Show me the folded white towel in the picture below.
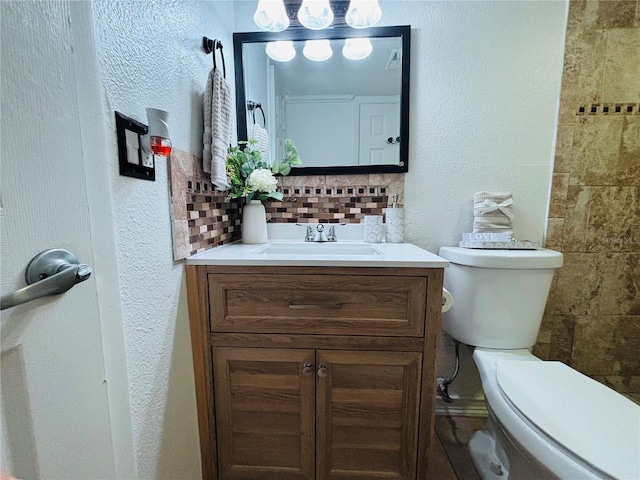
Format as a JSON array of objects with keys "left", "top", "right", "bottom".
[
  {"left": 472, "top": 191, "right": 513, "bottom": 234},
  {"left": 203, "top": 68, "right": 232, "bottom": 190},
  {"left": 251, "top": 122, "right": 270, "bottom": 164}
]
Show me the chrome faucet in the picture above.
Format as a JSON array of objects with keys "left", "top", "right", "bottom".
[
  {"left": 298, "top": 224, "right": 337, "bottom": 242},
  {"left": 313, "top": 224, "right": 330, "bottom": 242}
]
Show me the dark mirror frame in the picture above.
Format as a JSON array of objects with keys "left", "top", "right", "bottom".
[{"left": 233, "top": 25, "right": 411, "bottom": 176}]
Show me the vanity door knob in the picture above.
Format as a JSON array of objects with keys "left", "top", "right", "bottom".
[
  {"left": 301, "top": 363, "right": 314, "bottom": 377},
  {"left": 317, "top": 364, "right": 328, "bottom": 378}
]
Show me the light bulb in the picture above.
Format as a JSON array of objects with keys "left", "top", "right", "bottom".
[
  {"left": 345, "top": 0, "right": 382, "bottom": 29},
  {"left": 342, "top": 37, "right": 373, "bottom": 60},
  {"left": 297, "top": 0, "right": 334, "bottom": 30},
  {"left": 303, "top": 39, "right": 333, "bottom": 62},
  {"left": 265, "top": 41, "right": 296, "bottom": 62},
  {"left": 253, "top": 0, "right": 290, "bottom": 32}
]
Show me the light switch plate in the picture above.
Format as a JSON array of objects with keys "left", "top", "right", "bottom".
[{"left": 115, "top": 111, "right": 155, "bottom": 181}]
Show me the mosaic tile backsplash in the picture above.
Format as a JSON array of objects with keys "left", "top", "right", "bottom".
[
  {"left": 266, "top": 188, "right": 388, "bottom": 224},
  {"left": 169, "top": 149, "right": 241, "bottom": 260},
  {"left": 168, "top": 149, "right": 404, "bottom": 260}
]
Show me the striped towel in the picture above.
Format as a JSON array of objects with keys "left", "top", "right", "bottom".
[
  {"left": 472, "top": 191, "right": 513, "bottom": 235},
  {"left": 251, "top": 122, "right": 270, "bottom": 164},
  {"left": 203, "top": 68, "right": 232, "bottom": 190}
]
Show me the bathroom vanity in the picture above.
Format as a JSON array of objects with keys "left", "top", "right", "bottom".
[{"left": 186, "top": 241, "right": 447, "bottom": 479}]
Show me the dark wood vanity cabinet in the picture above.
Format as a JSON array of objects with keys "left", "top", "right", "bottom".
[{"left": 187, "top": 265, "right": 444, "bottom": 480}]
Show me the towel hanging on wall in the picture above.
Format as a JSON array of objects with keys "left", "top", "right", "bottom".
[
  {"left": 202, "top": 38, "right": 232, "bottom": 190},
  {"left": 247, "top": 101, "right": 269, "bottom": 163},
  {"left": 251, "top": 123, "right": 270, "bottom": 164}
]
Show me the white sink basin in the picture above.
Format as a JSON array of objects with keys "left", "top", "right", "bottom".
[
  {"left": 256, "top": 243, "right": 382, "bottom": 256},
  {"left": 186, "top": 224, "right": 450, "bottom": 268}
]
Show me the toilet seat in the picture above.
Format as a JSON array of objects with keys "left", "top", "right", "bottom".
[{"left": 496, "top": 361, "right": 640, "bottom": 480}]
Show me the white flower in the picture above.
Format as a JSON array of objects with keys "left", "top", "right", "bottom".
[{"left": 247, "top": 168, "right": 278, "bottom": 193}]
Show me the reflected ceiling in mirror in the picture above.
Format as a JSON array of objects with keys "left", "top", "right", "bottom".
[{"left": 233, "top": 26, "right": 411, "bottom": 176}]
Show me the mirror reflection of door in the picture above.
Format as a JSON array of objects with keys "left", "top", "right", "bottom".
[{"left": 359, "top": 101, "right": 400, "bottom": 166}]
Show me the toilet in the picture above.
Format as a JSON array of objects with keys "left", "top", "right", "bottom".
[{"left": 438, "top": 246, "right": 640, "bottom": 480}]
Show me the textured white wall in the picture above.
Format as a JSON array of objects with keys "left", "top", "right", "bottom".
[
  {"left": 378, "top": 0, "right": 568, "bottom": 251},
  {"left": 92, "top": 1, "right": 235, "bottom": 478}
]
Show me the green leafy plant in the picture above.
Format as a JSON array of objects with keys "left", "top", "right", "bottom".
[
  {"left": 271, "top": 139, "right": 302, "bottom": 176},
  {"left": 226, "top": 139, "right": 301, "bottom": 202}
]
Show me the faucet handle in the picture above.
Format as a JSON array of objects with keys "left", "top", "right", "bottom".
[
  {"left": 295, "top": 223, "right": 314, "bottom": 241},
  {"left": 327, "top": 223, "right": 347, "bottom": 241}
]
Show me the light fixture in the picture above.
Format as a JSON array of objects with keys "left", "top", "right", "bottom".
[
  {"left": 303, "top": 39, "right": 333, "bottom": 61},
  {"left": 265, "top": 41, "right": 296, "bottom": 62},
  {"left": 253, "top": 0, "right": 290, "bottom": 32},
  {"left": 297, "top": 0, "right": 334, "bottom": 30},
  {"left": 345, "top": 0, "right": 382, "bottom": 29},
  {"left": 342, "top": 37, "right": 373, "bottom": 60},
  {"left": 141, "top": 108, "right": 172, "bottom": 159}
]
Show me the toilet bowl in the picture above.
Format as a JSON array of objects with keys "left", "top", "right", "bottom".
[
  {"left": 471, "top": 348, "right": 639, "bottom": 480},
  {"left": 438, "top": 247, "right": 640, "bottom": 480}
]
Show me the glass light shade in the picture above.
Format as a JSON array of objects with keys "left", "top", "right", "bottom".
[
  {"left": 297, "top": 0, "right": 334, "bottom": 30},
  {"left": 303, "top": 39, "right": 333, "bottom": 61},
  {"left": 342, "top": 37, "right": 373, "bottom": 60},
  {"left": 253, "top": 0, "right": 290, "bottom": 32},
  {"left": 345, "top": 0, "right": 382, "bottom": 29},
  {"left": 265, "top": 41, "right": 296, "bottom": 62}
]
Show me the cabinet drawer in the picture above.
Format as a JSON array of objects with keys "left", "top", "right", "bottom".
[{"left": 208, "top": 274, "right": 426, "bottom": 337}]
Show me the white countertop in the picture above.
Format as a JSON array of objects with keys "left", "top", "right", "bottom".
[
  {"left": 187, "top": 223, "right": 448, "bottom": 268},
  {"left": 186, "top": 240, "right": 448, "bottom": 268}
]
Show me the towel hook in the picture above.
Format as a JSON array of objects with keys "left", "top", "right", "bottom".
[
  {"left": 202, "top": 36, "right": 226, "bottom": 78},
  {"left": 257, "top": 104, "right": 266, "bottom": 126},
  {"left": 247, "top": 100, "right": 266, "bottom": 127}
]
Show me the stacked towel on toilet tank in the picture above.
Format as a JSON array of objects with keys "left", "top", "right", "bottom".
[{"left": 472, "top": 191, "right": 514, "bottom": 236}]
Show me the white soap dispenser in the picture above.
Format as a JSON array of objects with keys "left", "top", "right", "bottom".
[{"left": 385, "top": 194, "right": 404, "bottom": 243}]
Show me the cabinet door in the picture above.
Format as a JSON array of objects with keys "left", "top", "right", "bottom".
[
  {"left": 213, "top": 348, "right": 315, "bottom": 480},
  {"left": 316, "top": 350, "right": 423, "bottom": 480}
]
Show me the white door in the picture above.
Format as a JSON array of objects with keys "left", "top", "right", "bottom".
[
  {"left": 358, "top": 103, "right": 401, "bottom": 166},
  {"left": 1, "top": 2, "right": 132, "bottom": 479}
]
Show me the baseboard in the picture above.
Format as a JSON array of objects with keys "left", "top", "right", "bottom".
[{"left": 435, "top": 396, "right": 488, "bottom": 417}]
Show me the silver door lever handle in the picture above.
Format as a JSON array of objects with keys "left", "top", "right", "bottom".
[{"left": 1, "top": 249, "right": 93, "bottom": 311}]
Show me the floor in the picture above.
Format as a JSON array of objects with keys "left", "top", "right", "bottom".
[{"left": 430, "top": 415, "right": 488, "bottom": 479}]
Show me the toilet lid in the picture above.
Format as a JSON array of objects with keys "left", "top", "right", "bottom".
[{"left": 496, "top": 361, "right": 640, "bottom": 480}]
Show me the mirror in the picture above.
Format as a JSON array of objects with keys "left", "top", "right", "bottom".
[{"left": 233, "top": 25, "right": 410, "bottom": 176}]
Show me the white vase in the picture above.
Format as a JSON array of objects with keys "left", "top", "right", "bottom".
[{"left": 242, "top": 200, "right": 268, "bottom": 244}]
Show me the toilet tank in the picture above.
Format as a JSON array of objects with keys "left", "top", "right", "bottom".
[{"left": 438, "top": 247, "right": 563, "bottom": 349}]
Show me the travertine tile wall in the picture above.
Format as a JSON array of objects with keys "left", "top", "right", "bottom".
[{"left": 536, "top": 0, "right": 640, "bottom": 403}]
